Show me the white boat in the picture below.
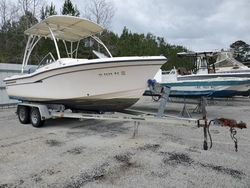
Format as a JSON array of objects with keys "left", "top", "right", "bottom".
[
  {"left": 176, "top": 51, "right": 250, "bottom": 81},
  {"left": 213, "top": 51, "right": 250, "bottom": 74},
  {"left": 4, "top": 16, "right": 166, "bottom": 111},
  {"left": 175, "top": 51, "right": 250, "bottom": 96}
]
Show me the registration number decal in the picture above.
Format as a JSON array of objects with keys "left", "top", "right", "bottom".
[{"left": 98, "top": 71, "right": 126, "bottom": 77}]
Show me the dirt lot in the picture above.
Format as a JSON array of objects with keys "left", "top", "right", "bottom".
[{"left": 0, "top": 98, "right": 250, "bottom": 187}]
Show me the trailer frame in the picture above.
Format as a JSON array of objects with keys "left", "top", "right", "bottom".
[{"left": 14, "top": 86, "right": 246, "bottom": 151}]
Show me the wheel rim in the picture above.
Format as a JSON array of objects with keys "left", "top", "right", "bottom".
[{"left": 31, "top": 110, "right": 38, "bottom": 124}]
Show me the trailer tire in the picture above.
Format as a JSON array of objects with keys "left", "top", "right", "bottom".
[
  {"left": 17, "top": 105, "right": 30, "bottom": 124},
  {"left": 30, "top": 107, "right": 44, "bottom": 127}
]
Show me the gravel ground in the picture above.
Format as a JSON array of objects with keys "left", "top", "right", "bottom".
[{"left": 0, "top": 97, "right": 249, "bottom": 188}]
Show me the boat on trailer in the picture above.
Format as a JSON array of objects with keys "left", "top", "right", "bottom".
[
  {"left": 153, "top": 51, "right": 250, "bottom": 98},
  {"left": 161, "top": 69, "right": 250, "bottom": 98},
  {"left": 4, "top": 15, "right": 166, "bottom": 112},
  {"left": 176, "top": 51, "right": 250, "bottom": 80}
]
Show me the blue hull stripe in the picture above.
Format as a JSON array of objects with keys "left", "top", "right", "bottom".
[
  {"left": 169, "top": 90, "right": 239, "bottom": 97},
  {"left": 144, "top": 89, "right": 250, "bottom": 98},
  {"left": 161, "top": 80, "right": 250, "bottom": 87}
]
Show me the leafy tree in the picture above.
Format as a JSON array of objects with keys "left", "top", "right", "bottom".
[
  {"left": 101, "top": 27, "right": 189, "bottom": 70},
  {"left": 0, "top": 11, "right": 38, "bottom": 63},
  {"left": 18, "top": 11, "right": 38, "bottom": 29},
  {"left": 230, "top": 40, "right": 249, "bottom": 49},
  {"left": 62, "top": 0, "right": 80, "bottom": 17},
  {"left": 230, "top": 40, "right": 250, "bottom": 62}
]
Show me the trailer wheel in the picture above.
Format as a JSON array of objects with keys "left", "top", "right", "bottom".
[
  {"left": 30, "top": 107, "right": 44, "bottom": 127},
  {"left": 17, "top": 105, "right": 30, "bottom": 124}
]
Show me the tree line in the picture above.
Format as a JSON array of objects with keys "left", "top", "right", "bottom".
[
  {"left": 230, "top": 40, "right": 250, "bottom": 63},
  {"left": 0, "top": 0, "right": 193, "bottom": 70},
  {"left": 4, "top": 0, "right": 249, "bottom": 71}
]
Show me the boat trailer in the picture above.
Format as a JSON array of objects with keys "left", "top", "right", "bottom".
[{"left": 16, "top": 81, "right": 247, "bottom": 152}]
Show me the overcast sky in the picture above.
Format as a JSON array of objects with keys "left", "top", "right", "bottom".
[{"left": 51, "top": 0, "right": 250, "bottom": 51}]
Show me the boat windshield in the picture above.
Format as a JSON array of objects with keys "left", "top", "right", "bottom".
[
  {"left": 37, "top": 52, "right": 56, "bottom": 69},
  {"left": 197, "top": 57, "right": 207, "bottom": 68}
]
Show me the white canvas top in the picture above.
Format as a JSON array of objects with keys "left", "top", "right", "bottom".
[
  {"left": 24, "top": 15, "right": 103, "bottom": 42},
  {"left": 177, "top": 51, "right": 214, "bottom": 57}
]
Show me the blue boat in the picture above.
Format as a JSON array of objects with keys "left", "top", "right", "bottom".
[{"left": 161, "top": 69, "right": 250, "bottom": 98}]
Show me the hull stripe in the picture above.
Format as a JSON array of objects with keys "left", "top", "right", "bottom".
[
  {"left": 6, "top": 63, "right": 162, "bottom": 86},
  {"left": 5, "top": 59, "right": 165, "bottom": 82}
]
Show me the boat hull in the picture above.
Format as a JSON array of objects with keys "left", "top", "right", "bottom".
[
  {"left": 161, "top": 79, "right": 250, "bottom": 98},
  {"left": 5, "top": 57, "right": 166, "bottom": 111}
]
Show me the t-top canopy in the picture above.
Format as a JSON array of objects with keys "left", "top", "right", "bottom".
[
  {"left": 177, "top": 51, "right": 215, "bottom": 57},
  {"left": 24, "top": 15, "right": 104, "bottom": 42}
]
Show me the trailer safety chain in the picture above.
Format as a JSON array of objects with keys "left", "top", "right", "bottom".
[
  {"left": 230, "top": 127, "right": 238, "bottom": 152},
  {"left": 199, "top": 119, "right": 215, "bottom": 150},
  {"left": 199, "top": 118, "right": 247, "bottom": 152},
  {"left": 207, "top": 120, "right": 213, "bottom": 149},
  {"left": 208, "top": 118, "right": 247, "bottom": 152}
]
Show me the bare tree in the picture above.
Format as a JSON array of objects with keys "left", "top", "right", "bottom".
[
  {"left": 32, "top": 0, "right": 39, "bottom": 16},
  {"left": 83, "top": 0, "right": 115, "bottom": 29},
  {"left": 18, "top": 0, "right": 44, "bottom": 17},
  {"left": 0, "top": 0, "right": 19, "bottom": 27},
  {"left": 18, "top": 0, "right": 31, "bottom": 14},
  {"left": 9, "top": 2, "right": 20, "bottom": 22},
  {"left": 0, "top": 0, "right": 8, "bottom": 26}
]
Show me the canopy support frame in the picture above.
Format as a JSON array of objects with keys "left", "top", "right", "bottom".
[
  {"left": 91, "top": 36, "right": 113, "bottom": 58},
  {"left": 47, "top": 24, "right": 61, "bottom": 60},
  {"left": 21, "top": 35, "right": 41, "bottom": 73}
]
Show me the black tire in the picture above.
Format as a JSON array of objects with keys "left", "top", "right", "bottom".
[
  {"left": 30, "top": 107, "right": 44, "bottom": 128},
  {"left": 17, "top": 105, "right": 30, "bottom": 124}
]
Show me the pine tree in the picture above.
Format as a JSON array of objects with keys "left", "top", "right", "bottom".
[
  {"left": 62, "top": 0, "right": 80, "bottom": 17},
  {"left": 40, "top": 3, "right": 57, "bottom": 20}
]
